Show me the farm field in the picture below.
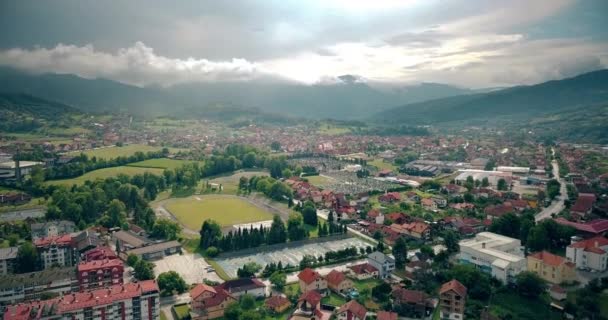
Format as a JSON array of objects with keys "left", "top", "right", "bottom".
[
  {"left": 66, "top": 144, "right": 163, "bottom": 160},
  {"left": 127, "top": 158, "right": 203, "bottom": 170},
  {"left": 45, "top": 166, "right": 164, "bottom": 186},
  {"left": 305, "top": 175, "right": 332, "bottom": 187},
  {"left": 164, "top": 195, "right": 274, "bottom": 229}
]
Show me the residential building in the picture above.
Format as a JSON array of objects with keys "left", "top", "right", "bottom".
[
  {"left": 77, "top": 258, "right": 124, "bottom": 290},
  {"left": 554, "top": 218, "right": 608, "bottom": 237},
  {"left": 265, "top": 295, "right": 291, "bottom": 314},
  {"left": 297, "top": 268, "right": 327, "bottom": 295},
  {"left": 0, "top": 267, "right": 77, "bottom": 306},
  {"left": 123, "top": 240, "right": 182, "bottom": 261},
  {"left": 34, "top": 234, "right": 78, "bottom": 270},
  {"left": 216, "top": 278, "right": 266, "bottom": 298},
  {"left": 0, "top": 247, "right": 18, "bottom": 275},
  {"left": 376, "top": 311, "right": 398, "bottom": 320},
  {"left": 566, "top": 236, "right": 608, "bottom": 271},
  {"left": 3, "top": 280, "right": 160, "bottom": 320},
  {"left": 527, "top": 251, "right": 576, "bottom": 284},
  {"left": 336, "top": 300, "right": 367, "bottom": 320},
  {"left": 30, "top": 221, "right": 76, "bottom": 240},
  {"left": 347, "top": 263, "right": 378, "bottom": 280},
  {"left": 439, "top": 279, "right": 467, "bottom": 320},
  {"left": 291, "top": 290, "right": 325, "bottom": 320},
  {"left": 391, "top": 288, "right": 433, "bottom": 318},
  {"left": 190, "top": 283, "right": 236, "bottom": 320},
  {"left": 367, "top": 252, "right": 395, "bottom": 279},
  {"left": 458, "top": 232, "right": 526, "bottom": 283},
  {"left": 325, "top": 270, "right": 353, "bottom": 294}
]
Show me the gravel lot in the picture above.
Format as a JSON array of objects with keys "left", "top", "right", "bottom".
[{"left": 154, "top": 252, "right": 222, "bottom": 284}]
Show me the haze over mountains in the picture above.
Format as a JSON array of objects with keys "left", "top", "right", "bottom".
[{"left": 0, "top": 67, "right": 607, "bottom": 126}]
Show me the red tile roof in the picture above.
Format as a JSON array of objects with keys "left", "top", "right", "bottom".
[
  {"left": 528, "top": 251, "right": 570, "bottom": 267},
  {"left": 190, "top": 283, "right": 216, "bottom": 299},
  {"left": 376, "top": 311, "right": 398, "bottom": 320},
  {"left": 190, "top": 284, "right": 232, "bottom": 309},
  {"left": 298, "top": 268, "right": 322, "bottom": 284},
  {"left": 349, "top": 263, "right": 378, "bottom": 275},
  {"left": 298, "top": 290, "right": 322, "bottom": 306},
  {"left": 265, "top": 295, "right": 290, "bottom": 309},
  {"left": 440, "top": 279, "right": 467, "bottom": 297},
  {"left": 569, "top": 236, "right": 608, "bottom": 254},
  {"left": 555, "top": 218, "right": 608, "bottom": 234},
  {"left": 392, "top": 288, "right": 430, "bottom": 305},
  {"left": 77, "top": 258, "right": 124, "bottom": 272},
  {"left": 325, "top": 270, "right": 347, "bottom": 287},
  {"left": 337, "top": 300, "right": 367, "bottom": 319},
  {"left": 571, "top": 194, "right": 596, "bottom": 213},
  {"left": 34, "top": 234, "right": 73, "bottom": 247}
]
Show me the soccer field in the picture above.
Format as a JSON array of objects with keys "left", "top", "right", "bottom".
[
  {"left": 164, "top": 195, "right": 274, "bottom": 229},
  {"left": 45, "top": 166, "right": 165, "bottom": 186}
]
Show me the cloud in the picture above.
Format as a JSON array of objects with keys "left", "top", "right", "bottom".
[{"left": 0, "top": 42, "right": 281, "bottom": 86}]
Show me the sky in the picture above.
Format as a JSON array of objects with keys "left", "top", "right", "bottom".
[{"left": 0, "top": 0, "right": 607, "bottom": 88}]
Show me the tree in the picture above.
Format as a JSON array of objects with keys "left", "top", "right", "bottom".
[
  {"left": 267, "top": 215, "right": 287, "bottom": 244},
  {"left": 481, "top": 177, "right": 490, "bottom": 187},
  {"left": 281, "top": 168, "right": 293, "bottom": 178},
  {"left": 497, "top": 178, "right": 508, "bottom": 191},
  {"left": 237, "top": 262, "right": 262, "bottom": 278},
  {"left": 393, "top": 237, "right": 408, "bottom": 269},
  {"left": 200, "top": 219, "right": 222, "bottom": 249},
  {"left": 16, "top": 241, "right": 38, "bottom": 273},
  {"left": 443, "top": 230, "right": 460, "bottom": 254},
  {"left": 100, "top": 199, "right": 128, "bottom": 229},
  {"left": 240, "top": 294, "right": 256, "bottom": 310},
  {"left": 151, "top": 219, "right": 181, "bottom": 240},
  {"left": 287, "top": 213, "right": 307, "bottom": 241},
  {"left": 546, "top": 179, "right": 561, "bottom": 200},
  {"left": 269, "top": 271, "right": 287, "bottom": 290},
  {"left": 301, "top": 202, "right": 318, "bottom": 226},
  {"left": 372, "top": 282, "right": 392, "bottom": 302},
  {"left": 134, "top": 259, "right": 155, "bottom": 280},
  {"left": 238, "top": 176, "right": 249, "bottom": 190},
  {"left": 270, "top": 141, "right": 281, "bottom": 151},
  {"left": 205, "top": 246, "right": 219, "bottom": 257},
  {"left": 515, "top": 271, "right": 546, "bottom": 298},
  {"left": 126, "top": 254, "right": 139, "bottom": 267},
  {"left": 224, "top": 302, "right": 241, "bottom": 320},
  {"left": 157, "top": 271, "right": 188, "bottom": 296}
]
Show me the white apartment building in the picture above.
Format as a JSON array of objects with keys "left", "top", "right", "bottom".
[
  {"left": 3, "top": 280, "right": 160, "bottom": 320},
  {"left": 368, "top": 251, "right": 395, "bottom": 279},
  {"left": 458, "top": 232, "right": 526, "bottom": 283},
  {"left": 566, "top": 236, "right": 608, "bottom": 272}
]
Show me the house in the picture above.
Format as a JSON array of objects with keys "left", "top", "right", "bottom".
[
  {"left": 439, "top": 279, "right": 467, "bottom": 320},
  {"left": 432, "top": 196, "right": 447, "bottom": 208},
  {"left": 291, "top": 290, "right": 326, "bottom": 320},
  {"left": 265, "top": 295, "right": 291, "bottom": 313},
  {"left": 336, "top": 300, "right": 367, "bottom": 320},
  {"left": 421, "top": 198, "right": 436, "bottom": 211},
  {"left": 385, "top": 212, "right": 409, "bottom": 224},
  {"left": 565, "top": 236, "right": 608, "bottom": 271},
  {"left": 391, "top": 288, "right": 433, "bottom": 318},
  {"left": 443, "top": 184, "right": 466, "bottom": 196},
  {"left": 379, "top": 192, "right": 401, "bottom": 204},
  {"left": 554, "top": 218, "right": 608, "bottom": 237},
  {"left": 484, "top": 203, "right": 514, "bottom": 220},
  {"left": 527, "top": 251, "right": 576, "bottom": 284},
  {"left": 325, "top": 270, "right": 354, "bottom": 294},
  {"left": 298, "top": 268, "right": 327, "bottom": 295},
  {"left": 0, "top": 247, "right": 18, "bottom": 275},
  {"left": 2, "top": 280, "right": 159, "bottom": 320},
  {"left": 30, "top": 221, "right": 76, "bottom": 240},
  {"left": 348, "top": 263, "right": 379, "bottom": 280},
  {"left": 405, "top": 191, "right": 420, "bottom": 202},
  {"left": 403, "top": 260, "right": 431, "bottom": 282},
  {"left": 217, "top": 278, "right": 266, "bottom": 298},
  {"left": 190, "top": 283, "right": 236, "bottom": 320},
  {"left": 570, "top": 194, "right": 597, "bottom": 218},
  {"left": 367, "top": 251, "right": 395, "bottom": 279},
  {"left": 390, "top": 221, "right": 431, "bottom": 240},
  {"left": 458, "top": 232, "right": 526, "bottom": 283},
  {"left": 366, "top": 209, "right": 384, "bottom": 225},
  {"left": 376, "top": 311, "right": 398, "bottom": 320}
]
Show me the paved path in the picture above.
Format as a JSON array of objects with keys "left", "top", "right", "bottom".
[{"left": 535, "top": 148, "right": 568, "bottom": 222}]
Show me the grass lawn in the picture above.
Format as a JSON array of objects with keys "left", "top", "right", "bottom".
[
  {"left": 318, "top": 125, "right": 351, "bottom": 135},
  {"left": 172, "top": 304, "right": 190, "bottom": 320},
  {"left": 353, "top": 279, "right": 381, "bottom": 292},
  {"left": 305, "top": 175, "right": 332, "bottom": 187},
  {"left": 322, "top": 293, "right": 347, "bottom": 306},
  {"left": 160, "top": 311, "right": 168, "bottom": 320},
  {"left": 601, "top": 293, "right": 608, "bottom": 317},
  {"left": 45, "top": 166, "right": 164, "bottom": 186},
  {"left": 127, "top": 158, "right": 203, "bottom": 170},
  {"left": 369, "top": 159, "right": 397, "bottom": 172},
  {"left": 203, "top": 170, "right": 268, "bottom": 195},
  {"left": 0, "top": 197, "right": 46, "bottom": 213},
  {"left": 164, "top": 195, "right": 274, "bottom": 229},
  {"left": 282, "top": 283, "right": 301, "bottom": 296},
  {"left": 67, "top": 144, "right": 163, "bottom": 160}
]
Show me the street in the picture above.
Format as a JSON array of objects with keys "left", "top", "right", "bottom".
[{"left": 535, "top": 148, "right": 568, "bottom": 222}]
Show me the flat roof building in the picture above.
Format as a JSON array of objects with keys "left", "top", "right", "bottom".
[{"left": 458, "top": 232, "right": 526, "bottom": 283}]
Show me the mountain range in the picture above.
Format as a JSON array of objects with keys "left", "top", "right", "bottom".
[{"left": 0, "top": 67, "right": 478, "bottom": 119}]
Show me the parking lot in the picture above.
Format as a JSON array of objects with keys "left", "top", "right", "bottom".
[
  {"left": 215, "top": 237, "right": 370, "bottom": 278},
  {"left": 153, "top": 252, "right": 223, "bottom": 284}
]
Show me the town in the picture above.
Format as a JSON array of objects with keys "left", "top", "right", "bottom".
[{"left": 0, "top": 114, "right": 607, "bottom": 320}]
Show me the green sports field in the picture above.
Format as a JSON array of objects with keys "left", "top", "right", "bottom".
[
  {"left": 164, "top": 195, "right": 274, "bottom": 229},
  {"left": 45, "top": 166, "right": 165, "bottom": 186},
  {"left": 127, "top": 158, "right": 203, "bottom": 170}
]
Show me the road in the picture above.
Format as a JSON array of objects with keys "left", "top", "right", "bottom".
[
  {"left": 0, "top": 208, "right": 45, "bottom": 222},
  {"left": 535, "top": 148, "right": 568, "bottom": 222}
]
